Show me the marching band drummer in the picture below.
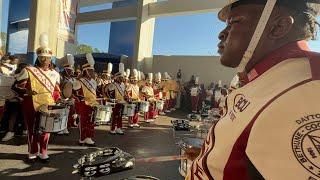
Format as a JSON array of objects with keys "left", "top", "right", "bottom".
[
  {"left": 73, "top": 53, "right": 98, "bottom": 147},
  {"left": 141, "top": 73, "right": 156, "bottom": 123},
  {"left": 13, "top": 34, "right": 61, "bottom": 163},
  {"left": 97, "top": 63, "right": 113, "bottom": 101},
  {"left": 160, "top": 72, "right": 170, "bottom": 113},
  {"left": 59, "top": 54, "right": 76, "bottom": 134},
  {"left": 153, "top": 72, "right": 163, "bottom": 116},
  {"left": 105, "top": 63, "right": 126, "bottom": 135},
  {"left": 126, "top": 69, "right": 141, "bottom": 128}
]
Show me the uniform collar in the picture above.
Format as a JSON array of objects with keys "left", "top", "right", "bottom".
[{"left": 243, "top": 40, "right": 310, "bottom": 84}]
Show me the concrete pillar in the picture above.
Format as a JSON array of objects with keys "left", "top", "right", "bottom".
[
  {"left": 27, "top": 0, "right": 77, "bottom": 64},
  {"left": 27, "top": 0, "right": 60, "bottom": 64},
  {"left": 133, "top": 0, "right": 156, "bottom": 73}
]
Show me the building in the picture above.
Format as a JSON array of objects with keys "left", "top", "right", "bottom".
[{"left": 2, "top": 0, "right": 235, "bottom": 86}]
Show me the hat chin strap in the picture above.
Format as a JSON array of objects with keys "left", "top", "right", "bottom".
[{"left": 237, "top": 0, "right": 278, "bottom": 73}]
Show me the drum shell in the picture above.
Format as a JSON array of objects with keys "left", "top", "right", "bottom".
[
  {"left": 123, "top": 104, "right": 136, "bottom": 117},
  {"left": 39, "top": 106, "right": 69, "bottom": 133},
  {"left": 155, "top": 100, "right": 164, "bottom": 110},
  {"left": 94, "top": 105, "right": 113, "bottom": 124},
  {"left": 139, "top": 101, "right": 149, "bottom": 113}
]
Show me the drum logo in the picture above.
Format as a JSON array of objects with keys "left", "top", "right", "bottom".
[
  {"left": 292, "top": 121, "right": 320, "bottom": 178},
  {"left": 233, "top": 94, "right": 250, "bottom": 113}
]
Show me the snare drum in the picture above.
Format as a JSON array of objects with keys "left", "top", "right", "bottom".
[
  {"left": 94, "top": 104, "right": 112, "bottom": 124},
  {"left": 139, "top": 101, "right": 149, "bottom": 113},
  {"left": 123, "top": 104, "right": 136, "bottom": 117},
  {"left": 39, "top": 105, "right": 69, "bottom": 133},
  {"left": 178, "top": 137, "right": 203, "bottom": 177},
  {"left": 0, "top": 75, "right": 16, "bottom": 99},
  {"left": 155, "top": 100, "right": 164, "bottom": 111}
]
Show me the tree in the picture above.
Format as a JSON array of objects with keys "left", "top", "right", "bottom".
[
  {"left": 75, "top": 44, "right": 94, "bottom": 54},
  {"left": 93, "top": 48, "right": 100, "bottom": 53},
  {"left": 0, "top": 32, "right": 7, "bottom": 53}
]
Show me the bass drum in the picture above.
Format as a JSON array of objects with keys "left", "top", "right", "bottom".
[{"left": 61, "top": 81, "right": 73, "bottom": 99}]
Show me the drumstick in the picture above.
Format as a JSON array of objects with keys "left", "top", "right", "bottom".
[{"left": 136, "top": 155, "right": 186, "bottom": 163}]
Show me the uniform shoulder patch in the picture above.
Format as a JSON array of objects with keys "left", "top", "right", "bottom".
[{"left": 292, "top": 114, "right": 320, "bottom": 178}]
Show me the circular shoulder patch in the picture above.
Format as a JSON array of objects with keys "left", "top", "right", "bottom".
[{"left": 292, "top": 121, "right": 320, "bottom": 178}]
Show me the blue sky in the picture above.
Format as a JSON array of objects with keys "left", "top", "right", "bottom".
[{"left": 1, "top": 1, "right": 320, "bottom": 55}]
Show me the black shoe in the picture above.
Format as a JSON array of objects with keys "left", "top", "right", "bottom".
[
  {"left": 38, "top": 157, "right": 50, "bottom": 164},
  {"left": 84, "top": 143, "right": 96, "bottom": 147},
  {"left": 25, "top": 157, "right": 37, "bottom": 164}
]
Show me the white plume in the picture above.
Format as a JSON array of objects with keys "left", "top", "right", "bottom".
[
  {"left": 126, "top": 69, "right": 130, "bottom": 78},
  {"left": 148, "top": 73, "right": 153, "bottom": 80},
  {"left": 107, "top": 63, "right": 113, "bottom": 74},
  {"left": 39, "top": 33, "right": 49, "bottom": 48},
  {"left": 137, "top": 71, "right": 141, "bottom": 80},
  {"left": 86, "top": 53, "right": 95, "bottom": 66},
  {"left": 119, "top": 63, "right": 124, "bottom": 73},
  {"left": 67, "top": 54, "right": 75, "bottom": 68},
  {"left": 132, "top": 69, "right": 138, "bottom": 78}
]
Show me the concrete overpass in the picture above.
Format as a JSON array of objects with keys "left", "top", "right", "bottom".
[{"left": 76, "top": 0, "right": 225, "bottom": 73}]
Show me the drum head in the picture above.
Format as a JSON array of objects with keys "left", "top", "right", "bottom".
[{"left": 62, "top": 82, "right": 73, "bottom": 98}]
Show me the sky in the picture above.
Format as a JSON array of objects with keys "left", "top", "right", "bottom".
[{"left": 1, "top": 0, "right": 320, "bottom": 56}]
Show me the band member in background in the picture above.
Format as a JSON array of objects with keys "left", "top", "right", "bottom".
[
  {"left": 13, "top": 34, "right": 60, "bottom": 163},
  {"left": 161, "top": 72, "right": 171, "bottom": 113},
  {"left": 142, "top": 73, "right": 156, "bottom": 123},
  {"left": 126, "top": 69, "right": 141, "bottom": 128},
  {"left": 97, "top": 63, "right": 113, "bottom": 97},
  {"left": 59, "top": 54, "right": 76, "bottom": 134},
  {"left": 213, "top": 80, "right": 223, "bottom": 108},
  {"left": 153, "top": 72, "right": 163, "bottom": 116},
  {"left": 73, "top": 53, "right": 97, "bottom": 146},
  {"left": 190, "top": 77, "right": 201, "bottom": 114},
  {"left": 105, "top": 63, "right": 126, "bottom": 135},
  {"left": 0, "top": 55, "right": 17, "bottom": 76}
]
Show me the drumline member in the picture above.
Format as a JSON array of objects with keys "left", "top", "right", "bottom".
[
  {"left": 13, "top": 34, "right": 61, "bottom": 163},
  {"left": 141, "top": 73, "right": 156, "bottom": 123},
  {"left": 161, "top": 72, "right": 171, "bottom": 113},
  {"left": 59, "top": 54, "right": 76, "bottom": 134},
  {"left": 73, "top": 53, "right": 97, "bottom": 146},
  {"left": 125, "top": 69, "right": 141, "bottom": 128},
  {"left": 153, "top": 72, "right": 163, "bottom": 116},
  {"left": 105, "top": 63, "right": 126, "bottom": 135},
  {"left": 190, "top": 77, "right": 201, "bottom": 114}
]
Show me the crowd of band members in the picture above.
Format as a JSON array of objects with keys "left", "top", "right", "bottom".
[{"left": 0, "top": 49, "right": 231, "bottom": 163}]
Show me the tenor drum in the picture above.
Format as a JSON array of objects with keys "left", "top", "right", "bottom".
[
  {"left": 123, "top": 104, "right": 136, "bottom": 117},
  {"left": 139, "top": 101, "right": 149, "bottom": 113},
  {"left": 155, "top": 100, "right": 164, "bottom": 111},
  {"left": 178, "top": 137, "right": 203, "bottom": 177},
  {"left": 94, "top": 105, "right": 113, "bottom": 124},
  {"left": 0, "top": 75, "right": 16, "bottom": 99},
  {"left": 39, "top": 105, "right": 69, "bottom": 133}
]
